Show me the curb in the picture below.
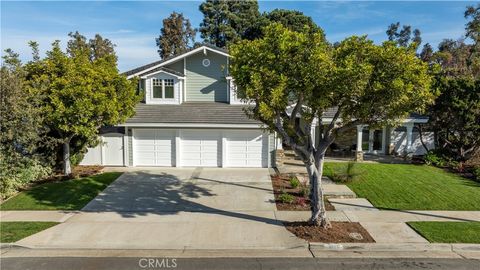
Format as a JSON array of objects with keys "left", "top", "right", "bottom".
[{"left": 309, "top": 242, "right": 480, "bottom": 252}]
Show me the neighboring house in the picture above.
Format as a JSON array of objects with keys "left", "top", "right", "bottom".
[{"left": 81, "top": 45, "right": 433, "bottom": 167}]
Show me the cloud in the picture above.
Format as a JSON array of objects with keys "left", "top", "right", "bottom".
[{"left": 0, "top": 30, "right": 159, "bottom": 72}]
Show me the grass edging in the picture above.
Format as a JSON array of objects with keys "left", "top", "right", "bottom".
[
  {"left": 407, "top": 221, "right": 480, "bottom": 244},
  {"left": 0, "top": 172, "right": 122, "bottom": 210},
  {"left": 0, "top": 222, "right": 59, "bottom": 243},
  {"left": 323, "top": 163, "right": 480, "bottom": 210}
]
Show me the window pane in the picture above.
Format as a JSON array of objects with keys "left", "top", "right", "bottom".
[
  {"left": 153, "top": 86, "right": 162, "bottom": 98},
  {"left": 164, "top": 79, "right": 174, "bottom": 86},
  {"left": 165, "top": 85, "right": 174, "bottom": 98}
]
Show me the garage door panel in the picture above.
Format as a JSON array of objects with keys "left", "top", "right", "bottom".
[
  {"left": 180, "top": 130, "right": 220, "bottom": 167},
  {"left": 134, "top": 129, "right": 174, "bottom": 166},
  {"left": 226, "top": 130, "right": 265, "bottom": 167}
]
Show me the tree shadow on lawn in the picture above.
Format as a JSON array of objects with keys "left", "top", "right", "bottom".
[
  {"left": 79, "top": 171, "right": 284, "bottom": 226},
  {"left": 331, "top": 201, "right": 479, "bottom": 222}
]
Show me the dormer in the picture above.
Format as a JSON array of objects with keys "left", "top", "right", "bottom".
[{"left": 126, "top": 45, "right": 250, "bottom": 105}]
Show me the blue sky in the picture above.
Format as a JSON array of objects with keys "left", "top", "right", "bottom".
[{"left": 1, "top": 1, "right": 477, "bottom": 72}]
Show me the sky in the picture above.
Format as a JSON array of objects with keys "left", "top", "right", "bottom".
[{"left": 1, "top": 1, "right": 477, "bottom": 72}]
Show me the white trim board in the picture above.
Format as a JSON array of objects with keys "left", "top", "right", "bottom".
[
  {"left": 127, "top": 46, "right": 230, "bottom": 79},
  {"left": 118, "top": 123, "right": 264, "bottom": 128}
]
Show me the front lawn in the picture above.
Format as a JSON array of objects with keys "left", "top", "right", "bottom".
[
  {"left": 323, "top": 163, "right": 480, "bottom": 210},
  {"left": 408, "top": 222, "right": 480, "bottom": 243},
  {"left": 0, "top": 172, "right": 122, "bottom": 210},
  {"left": 1, "top": 222, "right": 59, "bottom": 243}
]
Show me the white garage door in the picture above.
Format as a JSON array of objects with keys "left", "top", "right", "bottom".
[
  {"left": 134, "top": 129, "right": 174, "bottom": 166},
  {"left": 181, "top": 130, "right": 220, "bottom": 167},
  {"left": 226, "top": 130, "right": 265, "bottom": 167}
]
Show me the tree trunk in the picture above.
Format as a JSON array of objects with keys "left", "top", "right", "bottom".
[
  {"left": 306, "top": 154, "right": 331, "bottom": 228},
  {"left": 415, "top": 125, "right": 430, "bottom": 153},
  {"left": 63, "top": 141, "right": 72, "bottom": 176}
]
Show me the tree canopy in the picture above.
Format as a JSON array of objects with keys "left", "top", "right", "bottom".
[
  {"left": 199, "top": 0, "right": 259, "bottom": 47},
  {"left": 386, "top": 22, "right": 422, "bottom": 50},
  {"left": 156, "top": 12, "right": 196, "bottom": 59},
  {"left": 25, "top": 34, "right": 140, "bottom": 175},
  {"left": 230, "top": 23, "right": 434, "bottom": 226}
]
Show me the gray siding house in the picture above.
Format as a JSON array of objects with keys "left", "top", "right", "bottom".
[
  {"left": 81, "top": 45, "right": 276, "bottom": 168},
  {"left": 81, "top": 45, "right": 433, "bottom": 167}
]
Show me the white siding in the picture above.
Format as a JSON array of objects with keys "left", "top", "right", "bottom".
[{"left": 391, "top": 130, "right": 435, "bottom": 155}]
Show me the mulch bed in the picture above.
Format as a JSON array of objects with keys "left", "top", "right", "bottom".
[
  {"left": 34, "top": 165, "right": 104, "bottom": 185},
  {"left": 284, "top": 221, "right": 375, "bottom": 243},
  {"left": 271, "top": 174, "right": 335, "bottom": 211}
]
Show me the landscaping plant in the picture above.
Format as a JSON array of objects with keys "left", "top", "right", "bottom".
[
  {"left": 289, "top": 176, "right": 300, "bottom": 188},
  {"left": 230, "top": 23, "right": 434, "bottom": 227},
  {"left": 278, "top": 192, "right": 295, "bottom": 204}
]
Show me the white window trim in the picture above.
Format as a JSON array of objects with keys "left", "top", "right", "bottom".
[{"left": 151, "top": 78, "right": 175, "bottom": 101}]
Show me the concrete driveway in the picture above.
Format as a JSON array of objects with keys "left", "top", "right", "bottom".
[{"left": 17, "top": 168, "right": 307, "bottom": 250}]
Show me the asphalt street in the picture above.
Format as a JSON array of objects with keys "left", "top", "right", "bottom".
[{"left": 1, "top": 257, "right": 479, "bottom": 270}]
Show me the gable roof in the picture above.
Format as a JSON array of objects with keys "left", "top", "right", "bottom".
[
  {"left": 124, "top": 44, "right": 229, "bottom": 78},
  {"left": 137, "top": 66, "right": 185, "bottom": 78}
]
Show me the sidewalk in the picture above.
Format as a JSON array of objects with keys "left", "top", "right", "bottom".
[{"left": 0, "top": 211, "right": 76, "bottom": 222}]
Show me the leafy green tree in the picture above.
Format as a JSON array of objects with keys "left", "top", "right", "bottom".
[
  {"left": 465, "top": 4, "right": 480, "bottom": 43},
  {"left": 420, "top": 43, "right": 434, "bottom": 62},
  {"left": 244, "top": 9, "right": 325, "bottom": 40},
  {"left": 0, "top": 49, "right": 51, "bottom": 198},
  {"left": 156, "top": 12, "right": 196, "bottom": 59},
  {"left": 429, "top": 78, "right": 480, "bottom": 160},
  {"left": 230, "top": 24, "right": 434, "bottom": 227},
  {"left": 199, "top": 0, "right": 259, "bottom": 47},
  {"left": 386, "top": 22, "right": 422, "bottom": 49},
  {"left": 25, "top": 34, "right": 140, "bottom": 175}
]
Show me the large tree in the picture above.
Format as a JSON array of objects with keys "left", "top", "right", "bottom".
[
  {"left": 230, "top": 24, "right": 434, "bottom": 227},
  {"left": 429, "top": 77, "right": 480, "bottom": 160},
  {"left": 156, "top": 12, "right": 196, "bottom": 59},
  {"left": 244, "top": 9, "right": 325, "bottom": 40},
  {"left": 386, "top": 22, "right": 422, "bottom": 49},
  {"left": 0, "top": 50, "right": 52, "bottom": 198},
  {"left": 25, "top": 33, "right": 140, "bottom": 175},
  {"left": 199, "top": 0, "right": 259, "bottom": 47},
  {"left": 421, "top": 4, "right": 480, "bottom": 161}
]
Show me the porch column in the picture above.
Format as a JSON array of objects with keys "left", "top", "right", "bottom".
[
  {"left": 368, "top": 129, "right": 374, "bottom": 153},
  {"left": 381, "top": 126, "right": 387, "bottom": 154},
  {"left": 405, "top": 123, "right": 414, "bottom": 156},
  {"left": 311, "top": 118, "right": 318, "bottom": 147},
  {"left": 123, "top": 126, "right": 129, "bottom": 167},
  {"left": 355, "top": 125, "right": 364, "bottom": 161}
]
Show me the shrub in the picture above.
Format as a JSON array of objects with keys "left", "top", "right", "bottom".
[
  {"left": 289, "top": 176, "right": 300, "bottom": 188},
  {"left": 0, "top": 158, "right": 52, "bottom": 200},
  {"left": 424, "top": 151, "right": 447, "bottom": 167},
  {"left": 278, "top": 192, "right": 295, "bottom": 204},
  {"left": 474, "top": 166, "right": 480, "bottom": 182}
]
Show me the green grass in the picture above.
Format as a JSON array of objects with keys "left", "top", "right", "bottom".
[
  {"left": 408, "top": 222, "right": 480, "bottom": 243},
  {"left": 323, "top": 163, "right": 480, "bottom": 210},
  {"left": 0, "top": 172, "right": 122, "bottom": 210},
  {"left": 1, "top": 222, "right": 59, "bottom": 243}
]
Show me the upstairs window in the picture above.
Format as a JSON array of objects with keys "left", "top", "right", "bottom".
[
  {"left": 152, "top": 78, "right": 175, "bottom": 99},
  {"left": 164, "top": 79, "right": 174, "bottom": 99}
]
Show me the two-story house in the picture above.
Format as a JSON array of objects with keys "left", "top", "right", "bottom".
[
  {"left": 80, "top": 45, "right": 433, "bottom": 168},
  {"left": 81, "top": 45, "right": 276, "bottom": 168}
]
